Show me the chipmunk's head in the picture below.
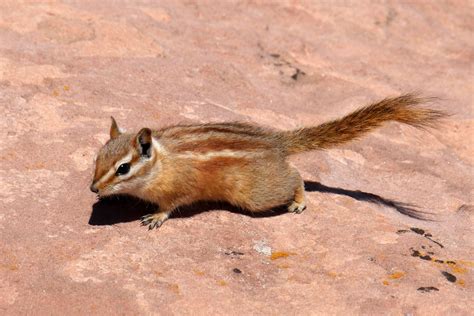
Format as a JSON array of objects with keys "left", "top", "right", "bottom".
[{"left": 90, "top": 117, "right": 160, "bottom": 197}]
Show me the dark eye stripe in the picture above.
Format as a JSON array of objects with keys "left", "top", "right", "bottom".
[{"left": 116, "top": 163, "right": 130, "bottom": 176}]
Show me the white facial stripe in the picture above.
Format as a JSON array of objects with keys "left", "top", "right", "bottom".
[
  {"left": 116, "top": 159, "right": 146, "bottom": 181},
  {"left": 114, "top": 151, "right": 133, "bottom": 170},
  {"left": 117, "top": 138, "right": 164, "bottom": 182},
  {"left": 95, "top": 151, "right": 134, "bottom": 187},
  {"left": 95, "top": 168, "right": 115, "bottom": 187},
  {"left": 97, "top": 138, "right": 164, "bottom": 194},
  {"left": 118, "top": 143, "right": 162, "bottom": 194}
]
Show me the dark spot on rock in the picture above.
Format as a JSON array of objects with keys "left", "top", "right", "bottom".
[
  {"left": 225, "top": 251, "right": 244, "bottom": 256},
  {"left": 410, "top": 227, "right": 425, "bottom": 235},
  {"left": 425, "top": 236, "right": 444, "bottom": 248},
  {"left": 0, "top": 80, "right": 12, "bottom": 87},
  {"left": 435, "top": 259, "right": 444, "bottom": 263},
  {"left": 417, "top": 286, "right": 439, "bottom": 293},
  {"left": 441, "top": 271, "right": 456, "bottom": 283},
  {"left": 291, "top": 68, "right": 305, "bottom": 81},
  {"left": 270, "top": 53, "right": 280, "bottom": 58},
  {"left": 411, "top": 250, "right": 432, "bottom": 261},
  {"left": 421, "top": 245, "right": 426, "bottom": 249},
  {"left": 428, "top": 251, "right": 434, "bottom": 255},
  {"left": 457, "top": 204, "right": 474, "bottom": 212},
  {"left": 424, "top": 233, "right": 432, "bottom": 237},
  {"left": 233, "top": 268, "right": 242, "bottom": 274},
  {"left": 397, "top": 229, "right": 410, "bottom": 234},
  {"left": 446, "top": 261, "right": 456, "bottom": 265},
  {"left": 385, "top": 8, "right": 397, "bottom": 26}
]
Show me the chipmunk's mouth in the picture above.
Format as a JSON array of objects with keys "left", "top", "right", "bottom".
[
  {"left": 96, "top": 190, "right": 109, "bottom": 198},
  {"left": 96, "top": 185, "right": 122, "bottom": 198}
]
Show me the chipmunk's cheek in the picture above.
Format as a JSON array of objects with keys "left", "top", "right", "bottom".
[
  {"left": 114, "top": 182, "right": 133, "bottom": 195},
  {"left": 110, "top": 182, "right": 128, "bottom": 195},
  {"left": 97, "top": 184, "right": 115, "bottom": 197}
]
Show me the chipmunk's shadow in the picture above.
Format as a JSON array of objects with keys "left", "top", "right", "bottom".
[
  {"left": 89, "top": 196, "right": 287, "bottom": 226},
  {"left": 88, "top": 181, "right": 428, "bottom": 226}
]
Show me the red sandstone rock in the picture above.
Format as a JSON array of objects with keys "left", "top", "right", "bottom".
[{"left": 0, "top": 1, "right": 472, "bottom": 315}]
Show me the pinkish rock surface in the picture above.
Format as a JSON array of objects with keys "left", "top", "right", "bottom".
[{"left": 0, "top": 1, "right": 473, "bottom": 315}]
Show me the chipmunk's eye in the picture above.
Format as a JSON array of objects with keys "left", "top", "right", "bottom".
[{"left": 116, "top": 163, "right": 130, "bottom": 176}]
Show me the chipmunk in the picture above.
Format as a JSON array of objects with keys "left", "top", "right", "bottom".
[{"left": 90, "top": 94, "right": 445, "bottom": 230}]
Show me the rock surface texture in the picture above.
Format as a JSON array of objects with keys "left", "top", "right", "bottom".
[{"left": 0, "top": 1, "right": 473, "bottom": 315}]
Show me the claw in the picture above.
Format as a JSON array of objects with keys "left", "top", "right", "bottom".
[
  {"left": 288, "top": 201, "right": 306, "bottom": 214},
  {"left": 140, "top": 214, "right": 153, "bottom": 226},
  {"left": 150, "top": 220, "right": 161, "bottom": 230},
  {"left": 141, "top": 219, "right": 152, "bottom": 226},
  {"left": 140, "top": 213, "right": 169, "bottom": 230}
]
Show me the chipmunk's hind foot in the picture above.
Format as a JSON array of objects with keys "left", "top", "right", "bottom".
[
  {"left": 288, "top": 200, "right": 306, "bottom": 214},
  {"left": 287, "top": 174, "right": 306, "bottom": 214},
  {"left": 141, "top": 212, "right": 169, "bottom": 230}
]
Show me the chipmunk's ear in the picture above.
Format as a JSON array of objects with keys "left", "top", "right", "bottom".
[
  {"left": 136, "top": 128, "right": 152, "bottom": 158},
  {"left": 110, "top": 116, "right": 122, "bottom": 140}
]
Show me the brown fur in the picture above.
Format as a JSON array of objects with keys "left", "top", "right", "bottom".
[
  {"left": 282, "top": 94, "right": 445, "bottom": 154},
  {"left": 92, "top": 134, "right": 134, "bottom": 182},
  {"left": 172, "top": 137, "right": 272, "bottom": 153},
  {"left": 90, "top": 94, "right": 446, "bottom": 229}
]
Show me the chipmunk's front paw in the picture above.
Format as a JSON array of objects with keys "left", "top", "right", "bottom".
[
  {"left": 288, "top": 201, "right": 306, "bottom": 214},
  {"left": 140, "top": 212, "right": 169, "bottom": 230}
]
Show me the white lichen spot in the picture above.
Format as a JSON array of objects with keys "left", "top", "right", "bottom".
[
  {"left": 70, "top": 147, "right": 97, "bottom": 171},
  {"left": 253, "top": 240, "right": 272, "bottom": 256}
]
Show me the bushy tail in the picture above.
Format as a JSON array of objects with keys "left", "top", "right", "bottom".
[{"left": 283, "top": 94, "right": 446, "bottom": 155}]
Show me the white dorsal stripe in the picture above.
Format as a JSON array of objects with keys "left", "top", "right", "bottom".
[{"left": 175, "top": 150, "right": 264, "bottom": 160}]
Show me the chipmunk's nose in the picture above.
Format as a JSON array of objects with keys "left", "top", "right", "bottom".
[{"left": 90, "top": 183, "right": 99, "bottom": 193}]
